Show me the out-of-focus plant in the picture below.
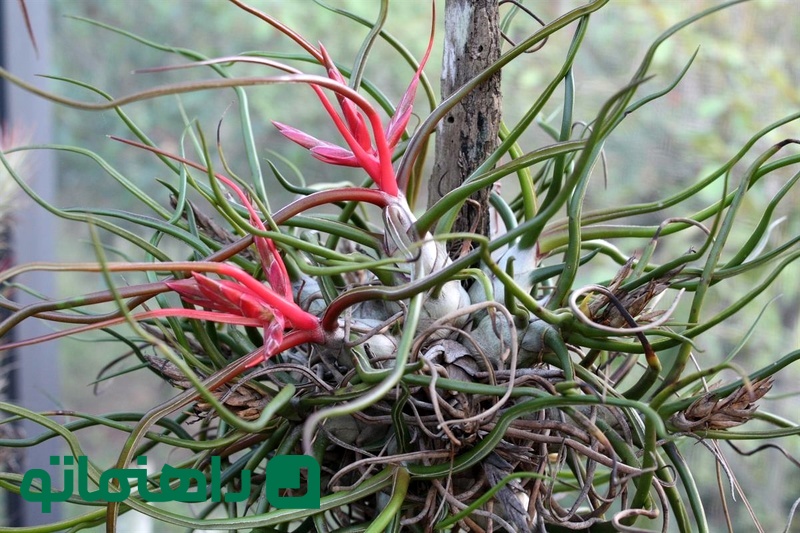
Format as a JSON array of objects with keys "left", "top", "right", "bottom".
[
  {"left": 0, "top": 125, "right": 30, "bottom": 420},
  {"left": 0, "top": 127, "right": 30, "bottom": 247},
  {"left": 1, "top": 1, "right": 800, "bottom": 531}
]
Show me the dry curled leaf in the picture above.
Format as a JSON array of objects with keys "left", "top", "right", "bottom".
[
  {"left": 144, "top": 355, "right": 196, "bottom": 389},
  {"left": 194, "top": 383, "right": 269, "bottom": 421},
  {"left": 587, "top": 257, "right": 684, "bottom": 328},
  {"left": 671, "top": 377, "right": 774, "bottom": 432},
  {"left": 483, "top": 453, "right": 532, "bottom": 533},
  {"left": 424, "top": 339, "right": 481, "bottom": 383},
  {"left": 145, "top": 356, "right": 267, "bottom": 420}
]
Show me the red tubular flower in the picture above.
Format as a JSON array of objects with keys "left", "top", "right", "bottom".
[
  {"left": 0, "top": 256, "right": 324, "bottom": 368},
  {"left": 164, "top": 174, "right": 322, "bottom": 366},
  {"left": 166, "top": 272, "right": 289, "bottom": 363},
  {"left": 0, "top": 172, "right": 323, "bottom": 368},
  {"left": 273, "top": 30, "right": 434, "bottom": 199}
]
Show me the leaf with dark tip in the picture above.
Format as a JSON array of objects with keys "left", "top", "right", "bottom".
[{"left": 17, "top": 0, "right": 39, "bottom": 56}]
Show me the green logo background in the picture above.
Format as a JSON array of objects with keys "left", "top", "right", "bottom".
[{"left": 265, "top": 455, "right": 321, "bottom": 509}]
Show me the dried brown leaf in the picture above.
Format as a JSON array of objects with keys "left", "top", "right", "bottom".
[{"left": 671, "top": 377, "right": 774, "bottom": 432}]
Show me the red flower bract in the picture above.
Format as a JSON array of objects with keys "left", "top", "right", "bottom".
[
  {"left": 273, "top": 28, "right": 434, "bottom": 199},
  {"left": 162, "top": 174, "right": 321, "bottom": 366}
]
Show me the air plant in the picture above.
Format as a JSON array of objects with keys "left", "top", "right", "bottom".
[{"left": 1, "top": 1, "right": 800, "bottom": 532}]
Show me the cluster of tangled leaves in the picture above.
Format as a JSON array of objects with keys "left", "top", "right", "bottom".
[{"left": 1, "top": 1, "right": 800, "bottom": 531}]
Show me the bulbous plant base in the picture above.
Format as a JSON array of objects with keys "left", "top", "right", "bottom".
[{"left": 144, "top": 297, "right": 634, "bottom": 531}]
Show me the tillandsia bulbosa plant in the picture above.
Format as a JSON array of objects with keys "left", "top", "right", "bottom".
[{"left": 1, "top": 0, "right": 800, "bottom": 531}]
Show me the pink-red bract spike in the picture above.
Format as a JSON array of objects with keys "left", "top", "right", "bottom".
[
  {"left": 385, "top": 23, "right": 435, "bottom": 148},
  {"left": 272, "top": 11, "right": 436, "bottom": 200}
]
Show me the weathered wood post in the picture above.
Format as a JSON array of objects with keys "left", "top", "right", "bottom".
[{"left": 429, "top": 0, "right": 502, "bottom": 256}]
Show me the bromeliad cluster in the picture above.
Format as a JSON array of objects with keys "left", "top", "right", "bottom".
[
  {"left": 0, "top": 7, "right": 484, "bottom": 520},
  {"left": 3, "top": 1, "right": 800, "bottom": 531}
]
